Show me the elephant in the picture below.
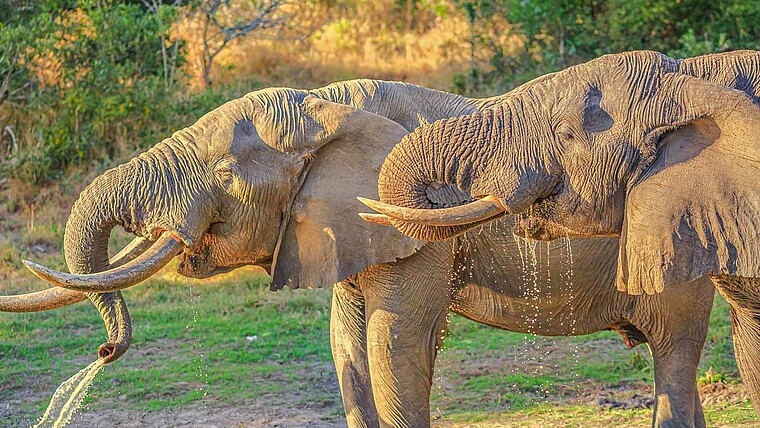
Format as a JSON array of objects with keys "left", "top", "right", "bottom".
[
  {"left": 362, "top": 50, "right": 760, "bottom": 423},
  {"left": 0, "top": 68, "right": 732, "bottom": 428}
]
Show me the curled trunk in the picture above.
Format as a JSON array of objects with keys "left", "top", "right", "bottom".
[
  {"left": 60, "top": 140, "right": 202, "bottom": 363},
  {"left": 65, "top": 163, "right": 139, "bottom": 363},
  {"left": 376, "top": 111, "right": 503, "bottom": 241},
  {"left": 373, "top": 102, "right": 560, "bottom": 242}
]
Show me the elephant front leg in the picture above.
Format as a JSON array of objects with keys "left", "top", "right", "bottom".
[
  {"left": 634, "top": 281, "right": 712, "bottom": 428},
  {"left": 650, "top": 342, "right": 704, "bottom": 428},
  {"left": 362, "top": 266, "right": 450, "bottom": 428},
  {"left": 331, "top": 279, "right": 380, "bottom": 428}
]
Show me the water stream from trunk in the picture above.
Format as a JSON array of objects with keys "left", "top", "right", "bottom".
[{"left": 34, "top": 359, "right": 105, "bottom": 428}]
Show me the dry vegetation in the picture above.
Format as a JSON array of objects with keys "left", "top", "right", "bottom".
[{"left": 180, "top": 1, "right": 523, "bottom": 91}]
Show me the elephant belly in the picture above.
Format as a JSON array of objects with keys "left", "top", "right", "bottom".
[
  {"left": 450, "top": 282, "right": 646, "bottom": 348},
  {"left": 451, "top": 283, "right": 608, "bottom": 336}
]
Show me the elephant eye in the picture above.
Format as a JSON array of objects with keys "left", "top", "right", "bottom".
[
  {"left": 556, "top": 123, "right": 576, "bottom": 143},
  {"left": 214, "top": 165, "right": 235, "bottom": 190}
]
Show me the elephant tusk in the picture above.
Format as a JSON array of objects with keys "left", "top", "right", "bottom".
[
  {"left": 357, "top": 195, "right": 507, "bottom": 226},
  {"left": 0, "top": 287, "right": 87, "bottom": 313},
  {"left": 108, "top": 237, "right": 155, "bottom": 268},
  {"left": 22, "top": 232, "right": 184, "bottom": 293},
  {"left": 0, "top": 237, "right": 156, "bottom": 312},
  {"left": 358, "top": 212, "right": 393, "bottom": 226}
]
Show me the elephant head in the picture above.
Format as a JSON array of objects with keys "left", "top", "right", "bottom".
[
  {"left": 7, "top": 86, "right": 436, "bottom": 362},
  {"left": 364, "top": 50, "right": 760, "bottom": 295}
]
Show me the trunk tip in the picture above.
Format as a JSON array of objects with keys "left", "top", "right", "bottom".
[{"left": 98, "top": 342, "right": 128, "bottom": 364}]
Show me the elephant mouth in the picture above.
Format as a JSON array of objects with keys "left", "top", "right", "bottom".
[
  {"left": 512, "top": 213, "right": 583, "bottom": 241},
  {"left": 177, "top": 231, "right": 225, "bottom": 278},
  {"left": 176, "top": 228, "right": 271, "bottom": 279},
  {"left": 511, "top": 184, "right": 578, "bottom": 241}
]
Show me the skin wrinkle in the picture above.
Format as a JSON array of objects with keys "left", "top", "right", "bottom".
[
  {"left": 21, "top": 72, "right": 735, "bottom": 426},
  {"left": 375, "top": 50, "right": 760, "bottom": 422},
  {"left": 331, "top": 280, "right": 378, "bottom": 427}
]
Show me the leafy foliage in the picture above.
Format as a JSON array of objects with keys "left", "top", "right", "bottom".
[
  {"left": 2, "top": 0, "right": 760, "bottom": 186},
  {"left": 1, "top": 0, "right": 185, "bottom": 184},
  {"left": 452, "top": 0, "right": 760, "bottom": 94}
]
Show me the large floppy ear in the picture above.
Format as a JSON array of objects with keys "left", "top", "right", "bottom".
[
  {"left": 270, "top": 96, "right": 424, "bottom": 290},
  {"left": 617, "top": 73, "right": 760, "bottom": 295}
]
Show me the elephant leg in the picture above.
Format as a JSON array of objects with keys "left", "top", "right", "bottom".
[
  {"left": 649, "top": 341, "right": 703, "bottom": 428},
  {"left": 331, "top": 279, "right": 379, "bottom": 428},
  {"left": 711, "top": 275, "right": 760, "bottom": 418},
  {"left": 693, "top": 391, "right": 705, "bottom": 428},
  {"left": 634, "top": 281, "right": 712, "bottom": 428},
  {"left": 361, "top": 262, "right": 450, "bottom": 428}
]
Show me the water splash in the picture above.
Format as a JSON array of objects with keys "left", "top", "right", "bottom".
[
  {"left": 186, "top": 283, "right": 209, "bottom": 418},
  {"left": 34, "top": 359, "right": 105, "bottom": 428}
]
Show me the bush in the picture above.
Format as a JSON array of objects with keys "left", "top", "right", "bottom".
[{"left": 1, "top": 1, "right": 184, "bottom": 184}]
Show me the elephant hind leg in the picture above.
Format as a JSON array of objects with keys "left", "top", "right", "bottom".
[
  {"left": 712, "top": 275, "right": 760, "bottom": 418},
  {"left": 331, "top": 279, "right": 380, "bottom": 428},
  {"left": 729, "top": 308, "right": 760, "bottom": 418}
]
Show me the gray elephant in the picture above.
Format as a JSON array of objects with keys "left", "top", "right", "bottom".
[
  {"left": 364, "top": 50, "right": 760, "bottom": 424},
  {"left": 1, "top": 68, "right": 729, "bottom": 428}
]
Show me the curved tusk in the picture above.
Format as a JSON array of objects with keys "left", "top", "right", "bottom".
[
  {"left": 23, "top": 232, "right": 184, "bottom": 293},
  {"left": 108, "top": 236, "right": 154, "bottom": 268},
  {"left": 0, "top": 237, "right": 156, "bottom": 312},
  {"left": 357, "top": 195, "right": 507, "bottom": 226},
  {"left": 0, "top": 287, "right": 86, "bottom": 313},
  {"left": 358, "top": 213, "right": 392, "bottom": 226}
]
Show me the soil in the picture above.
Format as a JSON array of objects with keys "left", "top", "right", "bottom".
[{"left": 45, "top": 339, "right": 747, "bottom": 428}]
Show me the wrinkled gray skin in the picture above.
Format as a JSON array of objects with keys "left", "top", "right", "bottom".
[
  {"left": 376, "top": 50, "right": 760, "bottom": 424},
  {"left": 8, "top": 74, "right": 720, "bottom": 426}
]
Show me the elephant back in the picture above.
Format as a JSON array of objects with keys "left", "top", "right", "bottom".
[{"left": 678, "top": 50, "right": 760, "bottom": 102}]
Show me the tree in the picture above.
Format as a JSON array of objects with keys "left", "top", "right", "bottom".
[
  {"left": 196, "top": 0, "right": 288, "bottom": 89},
  {"left": 141, "top": 0, "right": 185, "bottom": 89}
]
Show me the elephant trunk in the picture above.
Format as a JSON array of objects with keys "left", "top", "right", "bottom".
[
  {"left": 366, "top": 103, "right": 562, "bottom": 242},
  {"left": 64, "top": 162, "right": 142, "bottom": 363},
  {"left": 57, "top": 140, "right": 203, "bottom": 363},
  {"left": 374, "top": 110, "right": 508, "bottom": 241}
]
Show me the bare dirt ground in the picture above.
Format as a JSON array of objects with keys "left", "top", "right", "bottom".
[
  {"left": 53, "top": 341, "right": 751, "bottom": 428},
  {"left": 63, "top": 383, "right": 751, "bottom": 428},
  {"left": 72, "top": 402, "right": 347, "bottom": 428}
]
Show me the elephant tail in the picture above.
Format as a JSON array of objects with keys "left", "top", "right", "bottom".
[{"left": 712, "top": 275, "right": 760, "bottom": 417}]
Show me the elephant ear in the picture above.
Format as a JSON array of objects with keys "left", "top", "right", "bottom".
[
  {"left": 617, "top": 73, "right": 760, "bottom": 295},
  {"left": 270, "top": 96, "right": 424, "bottom": 290}
]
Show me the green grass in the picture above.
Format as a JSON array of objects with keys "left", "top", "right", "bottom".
[{"left": 0, "top": 267, "right": 756, "bottom": 427}]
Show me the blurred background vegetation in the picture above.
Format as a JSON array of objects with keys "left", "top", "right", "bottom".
[{"left": 1, "top": 0, "right": 759, "bottom": 189}]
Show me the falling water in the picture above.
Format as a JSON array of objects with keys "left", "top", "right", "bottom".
[
  {"left": 34, "top": 359, "right": 105, "bottom": 428},
  {"left": 561, "top": 234, "right": 581, "bottom": 384},
  {"left": 187, "top": 283, "right": 209, "bottom": 419},
  {"left": 513, "top": 233, "right": 549, "bottom": 403}
]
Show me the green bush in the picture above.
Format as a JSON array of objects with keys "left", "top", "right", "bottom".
[{"left": 1, "top": 1, "right": 185, "bottom": 184}]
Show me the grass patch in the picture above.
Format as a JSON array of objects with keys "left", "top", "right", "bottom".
[{"left": 0, "top": 266, "right": 754, "bottom": 426}]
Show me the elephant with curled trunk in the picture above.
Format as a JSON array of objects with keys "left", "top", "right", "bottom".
[
  {"left": 365, "top": 50, "right": 760, "bottom": 424},
  {"left": 0, "top": 66, "right": 735, "bottom": 427}
]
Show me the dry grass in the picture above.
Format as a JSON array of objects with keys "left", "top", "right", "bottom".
[{"left": 177, "top": 0, "right": 524, "bottom": 91}]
